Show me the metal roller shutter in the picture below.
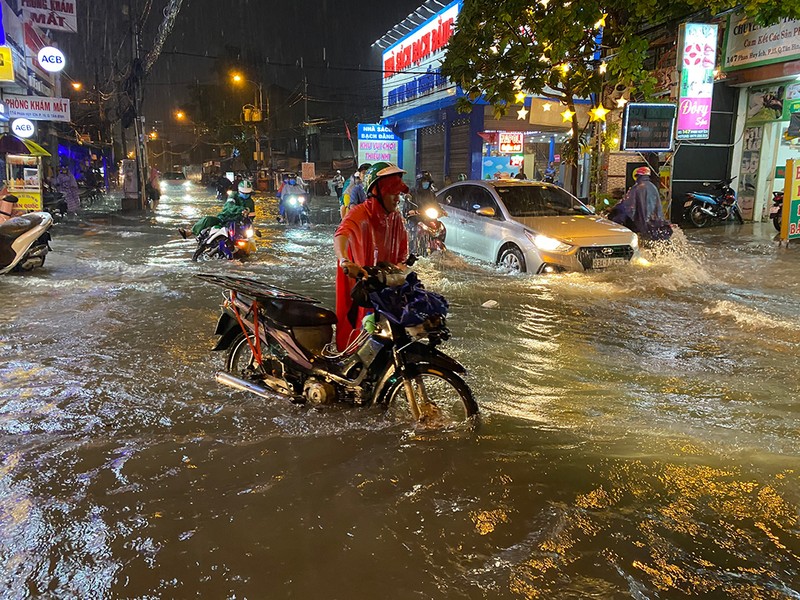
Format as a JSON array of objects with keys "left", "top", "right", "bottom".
[
  {"left": 418, "top": 124, "right": 445, "bottom": 188},
  {"left": 448, "top": 118, "right": 471, "bottom": 181}
]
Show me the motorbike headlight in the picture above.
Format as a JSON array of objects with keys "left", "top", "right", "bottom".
[
  {"left": 527, "top": 231, "right": 571, "bottom": 253},
  {"left": 288, "top": 196, "right": 297, "bottom": 205},
  {"left": 299, "top": 197, "right": 306, "bottom": 204},
  {"left": 245, "top": 227, "right": 255, "bottom": 239},
  {"left": 424, "top": 207, "right": 440, "bottom": 220}
]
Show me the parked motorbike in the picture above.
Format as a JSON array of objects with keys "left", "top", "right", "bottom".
[
  {"left": 78, "top": 183, "right": 103, "bottom": 208},
  {"left": 196, "top": 263, "right": 478, "bottom": 425},
  {"left": 192, "top": 215, "right": 256, "bottom": 262},
  {"left": 0, "top": 212, "right": 53, "bottom": 275},
  {"left": 406, "top": 199, "right": 447, "bottom": 256},
  {"left": 283, "top": 193, "right": 310, "bottom": 225},
  {"left": 42, "top": 187, "right": 67, "bottom": 223},
  {"left": 770, "top": 191, "right": 784, "bottom": 231},
  {"left": 684, "top": 177, "right": 743, "bottom": 227}
]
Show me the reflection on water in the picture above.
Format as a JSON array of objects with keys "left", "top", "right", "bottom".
[{"left": 0, "top": 189, "right": 798, "bottom": 598}]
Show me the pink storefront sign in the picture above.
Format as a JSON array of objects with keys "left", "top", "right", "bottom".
[{"left": 677, "top": 97, "right": 712, "bottom": 139}]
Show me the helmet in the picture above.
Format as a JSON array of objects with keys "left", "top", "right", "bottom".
[
  {"left": 416, "top": 171, "right": 433, "bottom": 183},
  {"left": 357, "top": 163, "right": 372, "bottom": 173},
  {"left": 633, "top": 166, "right": 652, "bottom": 178},
  {"left": 336, "top": 170, "right": 341, "bottom": 174},
  {"left": 238, "top": 179, "right": 253, "bottom": 193},
  {"left": 362, "top": 161, "right": 406, "bottom": 195}
]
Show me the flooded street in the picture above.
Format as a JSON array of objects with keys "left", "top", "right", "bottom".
[{"left": 2, "top": 188, "right": 799, "bottom": 599}]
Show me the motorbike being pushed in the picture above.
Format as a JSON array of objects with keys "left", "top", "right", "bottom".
[
  {"left": 196, "top": 260, "right": 478, "bottom": 426},
  {"left": 0, "top": 197, "right": 53, "bottom": 275},
  {"left": 770, "top": 191, "right": 784, "bottom": 231},
  {"left": 684, "top": 176, "right": 743, "bottom": 227},
  {"left": 192, "top": 215, "right": 256, "bottom": 262},
  {"left": 404, "top": 195, "right": 447, "bottom": 257},
  {"left": 283, "top": 193, "right": 310, "bottom": 225}
]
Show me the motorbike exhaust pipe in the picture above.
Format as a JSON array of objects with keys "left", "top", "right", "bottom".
[{"left": 215, "top": 371, "right": 282, "bottom": 400}]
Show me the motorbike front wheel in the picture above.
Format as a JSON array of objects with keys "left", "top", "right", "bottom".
[
  {"left": 192, "top": 243, "right": 222, "bottom": 262},
  {"left": 382, "top": 365, "right": 478, "bottom": 426},
  {"left": 732, "top": 206, "right": 744, "bottom": 225},
  {"left": 773, "top": 212, "right": 782, "bottom": 231},
  {"left": 688, "top": 205, "right": 709, "bottom": 228}
]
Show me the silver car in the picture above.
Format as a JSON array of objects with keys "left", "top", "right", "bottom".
[{"left": 436, "top": 180, "right": 639, "bottom": 274}]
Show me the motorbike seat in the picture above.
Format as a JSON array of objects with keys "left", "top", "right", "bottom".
[
  {"left": 0, "top": 214, "right": 43, "bottom": 239},
  {"left": 264, "top": 298, "right": 338, "bottom": 327}
]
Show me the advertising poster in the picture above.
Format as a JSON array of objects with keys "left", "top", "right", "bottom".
[
  {"left": 738, "top": 126, "right": 762, "bottom": 219},
  {"left": 676, "top": 23, "right": 718, "bottom": 140},
  {"left": 0, "top": 46, "right": 13, "bottom": 81},
  {"left": 481, "top": 156, "right": 521, "bottom": 180},
  {"left": 357, "top": 124, "right": 401, "bottom": 166},
  {"left": 781, "top": 159, "right": 800, "bottom": 240}
]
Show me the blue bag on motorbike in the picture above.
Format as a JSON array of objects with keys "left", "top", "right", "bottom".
[{"left": 368, "top": 272, "right": 448, "bottom": 327}]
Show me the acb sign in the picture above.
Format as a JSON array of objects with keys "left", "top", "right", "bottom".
[
  {"left": 11, "top": 118, "right": 35, "bottom": 138},
  {"left": 37, "top": 47, "right": 66, "bottom": 73}
]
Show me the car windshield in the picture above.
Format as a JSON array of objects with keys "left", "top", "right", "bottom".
[
  {"left": 495, "top": 185, "right": 592, "bottom": 217},
  {"left": 163, "top": 172, "right": 185, "bottom": 180}
]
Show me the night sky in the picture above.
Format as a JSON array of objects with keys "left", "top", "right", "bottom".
[{"left": 139, "top": 0, "right": 426, "bottom": 122}]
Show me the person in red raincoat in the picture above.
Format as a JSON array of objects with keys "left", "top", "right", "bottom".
[{"left": 333, "top": 162, "right": 409, "bottom": 351}]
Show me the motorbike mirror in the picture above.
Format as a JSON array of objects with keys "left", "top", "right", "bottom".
[{"left": 406, "top": 254, "right": 417, "bottom": 266}]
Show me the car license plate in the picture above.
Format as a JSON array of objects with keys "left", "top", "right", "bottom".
[
  {"left": 592, "top": 257, "right": 627, "bottom": 269},
  {"left": 683, "top": 200, "right": 693, "bottom": 207}
]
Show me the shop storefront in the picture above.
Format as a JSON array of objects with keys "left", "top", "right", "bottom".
[
  {"left": 721, "top": 12, "right": 800, "bottom": 221},
  {"left": 376, "top": 0, "right": 592, "bottom": 190}
]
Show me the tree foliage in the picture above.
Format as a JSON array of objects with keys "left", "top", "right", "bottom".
[{"left": 441, "top": 0, "right": 800, "bottom": 190}]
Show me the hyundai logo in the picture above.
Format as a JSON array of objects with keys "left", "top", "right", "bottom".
[{"left": 601, "top": 247, "right": 614, "bottom": 256}]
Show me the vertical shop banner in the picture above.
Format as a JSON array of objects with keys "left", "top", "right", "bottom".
[
  {"left": 782, "top": 159, "right": 800, "bottom": 240},
  {"left": 676, "top": 23, "right": 718, "bottom": 141},
  {"left": 0, "top": 46, "right": 14, "bottom": 81},
  {"left": 21, "top": 0, "right": 78, "bottom": 33},
  {"left": 738, "top": 126, "right": 762, "bottom": 220},
  {"left": 357, "top": 124, "right": 401, "bottom": 166}
]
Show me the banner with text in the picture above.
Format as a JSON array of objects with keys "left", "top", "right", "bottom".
[
  {"left": 781, "top": 159, "right": 800, "bottom": 240},
  {"left": 723, "top": 13, "right": 800, "bottom": 72},
  {"left": 21, "top": 0, "right": 78, "bottom": 33},
  {"left": 5, "top": 94, "right": 70, "bottom": 121},
  {"left": 357, "top": 124, "right": 401, "bottom": 166}
]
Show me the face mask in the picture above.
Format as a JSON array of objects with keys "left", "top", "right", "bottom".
[{"left": 422, "top": 182, "right": 430, "bottom": 190}]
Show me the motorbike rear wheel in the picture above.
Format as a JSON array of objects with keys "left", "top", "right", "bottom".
[
  {"left": 733, "top": 206, "right": 744, "bottom": 224},
  {"left": 773, "top": 212, "right": 782, "bottom": 231},
  {"left": 688, "top": 205, "right": 709, "bottom": 228},
  {"left": 382, "top": 365, "right": 478, "bottom": 426}
]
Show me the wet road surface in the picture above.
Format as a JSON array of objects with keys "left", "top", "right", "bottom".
[{"left": 1, "top": 187, "right": 798, "bottom": 598}]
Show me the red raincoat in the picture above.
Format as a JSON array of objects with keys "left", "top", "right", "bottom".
[{"left": 334, "top": 197, "right": 408, "bottom": 350}]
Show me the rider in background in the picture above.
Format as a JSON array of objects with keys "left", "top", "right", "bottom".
[
  {"left": 341, "top": 163, "right": 371, "bottom": 218},
  {"left": 276, "top": 173, "right": 306, "bottom": 223},
  {"left": 179, "top": 179, "right": 255, "bottom": 239}
]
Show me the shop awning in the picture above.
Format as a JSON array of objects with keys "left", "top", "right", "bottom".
[{"left": 0, "top": 134, "right": 51, "bottom": 157}]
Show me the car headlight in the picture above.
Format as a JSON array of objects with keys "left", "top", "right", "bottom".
[
  {"left": 245, "top": 227, "right": 254, "bottom": 239},
  {"left": 526, "top": 231, "right": 572, "bottom": 252},
  {"left": 630, "top": 235, "right": 639, "bottom": 249},
  {"left": 424, "top": 207, "right": 440, "bottom": 220}
]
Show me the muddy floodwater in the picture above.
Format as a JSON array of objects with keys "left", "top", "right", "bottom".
[{"left": 2, "top": 188, "right": 798, "bottom": 599}]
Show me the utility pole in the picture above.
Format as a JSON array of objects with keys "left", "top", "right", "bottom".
[
  {"left": 304, "top": 74, "right": 309, "bottom": 163},
  {"left": 131, "top": 22, "right": 149, "bottom": 211}
]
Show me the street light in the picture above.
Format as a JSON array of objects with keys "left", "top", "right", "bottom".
[
  {"left": 71, "top": 81, "right": 83, "bottom": 91},
  {"left": 231, "top": 71, "right": 268, "bottom": 168},
  {"left": 175, "top": 110, "right": 185, "bottom": 120}
]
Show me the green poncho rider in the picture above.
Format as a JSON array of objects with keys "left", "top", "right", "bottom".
[{"left": 179, "top": 180, "right": 256, "bottom": 239}]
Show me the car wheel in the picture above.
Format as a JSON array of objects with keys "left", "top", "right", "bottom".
[{"left": 499, "top": 246, "right": 526, "bottom": 273}]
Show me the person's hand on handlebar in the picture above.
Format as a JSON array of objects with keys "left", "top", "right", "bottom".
[{"left": 339, "top": 259, "right": 367, "bottom": 279}]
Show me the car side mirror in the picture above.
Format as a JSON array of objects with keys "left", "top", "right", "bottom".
[
  {"left": 585, "top": 205, "right": 596, "bottom": 214},
  {"left": 475, "top": 206, "right": 496, "bottom": 217}
]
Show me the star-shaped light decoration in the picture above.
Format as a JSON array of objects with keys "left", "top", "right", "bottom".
[
  {"left": 559, "top": 63, "right": 570, "bottom": 75},
  {"left": 517, "top": 106, "right": 529, "bottom": 120},
  {"left": 515, "top": 91, "right": 527, "bottom": 104},
  {"left": 598, "top": 61, "right": 607, "bottom": 74},
  {"left": 561, "top": 108, "right": 575, "bottom": 122},
  {"left": 589, "top": 105, "right": 610, "bottom": 121},
  {"left": 615, "top": 97, "right": 628, "bottom": 108},
  {"left": 539, "top": 0, "right": 549, "bottom": 6},
  {"left": 594, "top": 13, "right": 607, "bottom": 29},
  {"left": 542, "top": 102, "right": 552, "bottom": 111}
]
